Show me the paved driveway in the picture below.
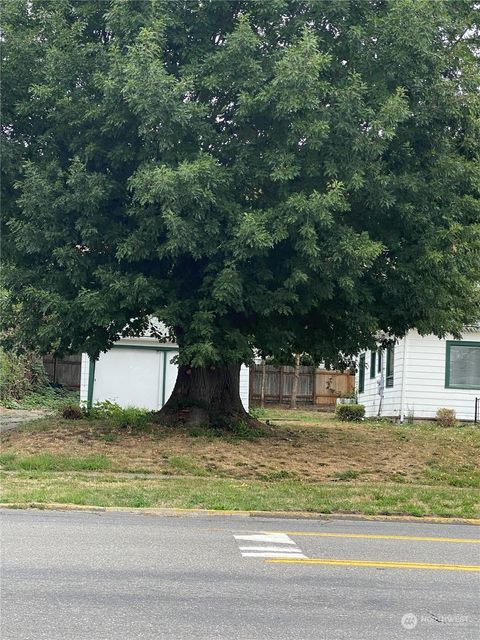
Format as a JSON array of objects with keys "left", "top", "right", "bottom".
[
  {"left": 0, "top": 408, "right": 47, "bottom": 432},
  {"left": 1, "top": 509, "right": 479, "bottom": 640}
]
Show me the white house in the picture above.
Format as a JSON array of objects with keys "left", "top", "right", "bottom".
[
  {"left": 80, "top": 335, "right": 250, "bottom": 412},
  {"left": 356, "top": 328, "right": 480, "bottom": 421}
]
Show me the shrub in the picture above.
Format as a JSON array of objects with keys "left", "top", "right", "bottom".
[
  {"left": 110, "top": 406, "right": 150, "bottom": 430},
  {"left": 88, "top": 400, "right": 122, "bottom": 419},
  {"left": 88, "top": 400, "right": 151, "bottom": 430},
  {"left": 62, "top": 404, "right": 84, "bottom": 420},
  {"left": 436, "top": 408, "right": 457, "bottom": 428},
  {"left": 0, "top": 348, "right": 49, "bottom": 403},
  {"left": 335, "top": 403, "right": 365, "bottom": 421},
  {"left": 249, "top": 406, "right": 268, "bottom": 419}
]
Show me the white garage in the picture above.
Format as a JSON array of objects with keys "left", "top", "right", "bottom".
[{"left": 79, "top": 337, "right": 249, "bottom": 412}]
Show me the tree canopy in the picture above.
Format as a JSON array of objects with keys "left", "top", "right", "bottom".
[{"left": 2, "top": 0, "right": 480, "bottom": 371}]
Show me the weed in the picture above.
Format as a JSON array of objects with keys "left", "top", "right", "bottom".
[
  {"left": 229, "top": 421, "right": 264, "bottom": 440},
  {"left": 406, "top": 408, "right": 415, "bottom": 424},
  {"left": 2, "top": 387, "right": 79, "bottom": 410},
  {"left": 0, "top": 349, "right": 49, "bottom": 403},
  {"left": 259, "top": 469, "right": 291, "bottom": 480},
  {"left": 249, "top": 406, "right": 268, "bottom": 420},
  {"left": 187, "top": 425, "right": 220, "bottom": 439},
  {"left": 333, "top": 469, "right": 360, "bottom": 481},
  {"left": 0, "top": 453, "right": 17, "bottom": 467},
  {"left": 0, "top": 452, "right": 110, "bottom": 472},
  {"left": 62, "top": 404, "right": 83, "bottom": 420},
  {"left": 166, "top": 455, "right": 208, "bottom": 476},
  {"left": 88, "top": 401, "right": 151, "bottom": 430},
  {"left": 128, "top": 494, "right": 151, "bottom": 508}
]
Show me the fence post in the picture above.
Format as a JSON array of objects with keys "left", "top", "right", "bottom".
[
  {"left": 260, "top": 360, "right": 266, "bottom": 408},
  {"left": 290, "top": 354, "right": 300, "bottom": 409}
]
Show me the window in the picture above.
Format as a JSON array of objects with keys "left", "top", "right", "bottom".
[
  {"left": 377, "top": 349, "right": 383, "bottom": 373},
  {"left": 358, "top": 353, "right": 365, "bottom": 393},
  {"left": 370, "top": 351, "right": 376, "bottom": 378},
  {"left": 445, "top": 341, "right": 480, "bottom": 389},
  {"left": 386, "top": 346, "right": 394, "bottom": 387}
]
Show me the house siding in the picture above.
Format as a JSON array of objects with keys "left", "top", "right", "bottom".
[
  {"left": 79, "top": 353, "right": 90, "bottom": 407},
  {"left": 357, "top": 330, "right": 480, "bottom": 421},
  {"left": 357, "top": 339, "right": 406, "bottom": 419},
  {"left": 402, "top": 330, "right": 479, "bottom": 421}
]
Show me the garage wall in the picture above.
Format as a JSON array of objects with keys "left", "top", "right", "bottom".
[{"left": 80, "top": 339, "right": 249, "bottom": 411}]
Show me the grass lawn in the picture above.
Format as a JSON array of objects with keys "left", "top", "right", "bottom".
[{"left": 1, "top": 408, "right": 479, "bottom": 518}]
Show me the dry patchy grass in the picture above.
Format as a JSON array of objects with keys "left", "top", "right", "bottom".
[{"left": 1, "top": 409, "right": 479, "bottom": 489}]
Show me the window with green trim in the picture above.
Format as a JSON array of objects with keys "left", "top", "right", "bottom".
[
  {"left": 377, "top": 349, "right": 383, "bottom": 373},
  {"left": 370, "top": 351, "right": 376, "bottom": 378},
  {"left": 386, "top": 346, "right": 394, "bottom": 388},
  {"left": 358, "top": 354, "right": 366, "bottom": 393},
  {"left": 445, "top": 341, "right": 480, "bottom": 389}
]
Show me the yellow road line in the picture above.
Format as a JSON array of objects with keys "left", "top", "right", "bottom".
[
  {"left": 266, "top": 558, "right": 480, "bottom": 572},
  {"left": 265, "top": 531, "right": 480, "bottom": 544}
]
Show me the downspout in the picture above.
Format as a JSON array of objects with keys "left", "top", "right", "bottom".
[
  {"left": 399, "top": 333, "right": 408, "bottom": 423},
  {"left": 87, "top": 358, "right": 96, "bottom": 410},
  {"left": 156, "top": 351, "right": 164, "bottom": 410}
]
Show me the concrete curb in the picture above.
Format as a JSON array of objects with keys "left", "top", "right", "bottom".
[{"left": 1, "top": 503, "right": 479, "bottom": 525}]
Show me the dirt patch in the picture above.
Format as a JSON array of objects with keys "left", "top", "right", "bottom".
[{"left": 1, "top": 412, "right": 479, "bottom": 487}]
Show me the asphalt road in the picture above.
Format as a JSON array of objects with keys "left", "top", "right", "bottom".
[{"left": 1, "top": 509, "right": 479, "bottom": 640}]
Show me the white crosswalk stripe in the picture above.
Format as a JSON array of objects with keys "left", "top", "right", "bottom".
[
  {"left": 234, "top": 532, "right": 306, "bottom": 559},
  {"left": 234, "top": 533, "right": 295, "bottom": 544}
]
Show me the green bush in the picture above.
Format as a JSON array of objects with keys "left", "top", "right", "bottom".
[
  {"left": 0, "top": 348, "right": 49, "bottom": 403},
  {"left": 436, "top": 408, "right": 458, "bottom": 428},
  {"left": 335, "top": 403, "right": 365, "bottom": 421},
  {"left": 2, "top": 386, "right": 79, "bottom": 410},
  {"left": 249, "top": 406, "right": 268, "bottom": 419},
  {"left": 88, "top": 401, "right": 151, "bottom": 430}
]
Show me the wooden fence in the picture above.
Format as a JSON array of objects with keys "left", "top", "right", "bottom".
[
  {"left": 250, "top": 364, "right": 355, "bottom": 409},
  {"left": 43, "top": 354, "right": 82, "bottom": 389}
]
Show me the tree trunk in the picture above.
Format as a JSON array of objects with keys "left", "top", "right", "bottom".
[
  {"left": 155, "top": 362, "right": 259, "bottom": 429},
  {"left": 290, "top": 353, "right": 301, "bottom": 410}
]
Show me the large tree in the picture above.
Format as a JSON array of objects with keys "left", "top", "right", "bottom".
[{"left": 2, "top": 0, "right": 479, "bottom": 426}]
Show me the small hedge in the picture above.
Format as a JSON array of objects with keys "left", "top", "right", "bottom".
[
  {"left": 335, "top": 403, "right": 365, "bottom": 422},
  {"left": 436, "top": 408, "right": 457, "bottom": 428}
]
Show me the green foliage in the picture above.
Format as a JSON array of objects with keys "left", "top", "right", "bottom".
[
  {"left": 1, "top": 386, "right": 79, "bottom": 410},
  {"left": 249, "top": 406, "right": 268, "bottom": 420},
  {"left": 0, "top": 349, "right": 48, "bottom": 402},
  {"left": 88, "top": 401, "right": 151, "bottom": 430},
  {"left": 0, "top": 452, "right": 110, "bottom": 472},
  {"left": 2, "top": 0, "right": 479, "bottom": 371},
  {"left": 229, "top": 420, "right": 265, "bottom": 440},
  {"left": 335, "top": 403, "right": 366, "bottom": 422},
  {"left": 0, "top": 347, "right": 77, "bottom": 410},
  {"left": 166, "top": 455, "right": 209, "bottom": 476},
  {"left": 333, "top": 469, "right": 360, "bottom": 481},
  {"left": 436, "top": 408, "right": 458, "bottom": 428}
]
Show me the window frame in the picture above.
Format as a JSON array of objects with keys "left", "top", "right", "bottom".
[
  {"left": 386, "top": 346, "right": 394, "bottom": 388},
  {"left": 370, "top": 351, "right": 376, "bottom": 379},
  {"left": 445, "top": 340, "right": 480, "bottom": 390},
  {"left": 358, "top": 353, "right": 366, "bottom": 394}
]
